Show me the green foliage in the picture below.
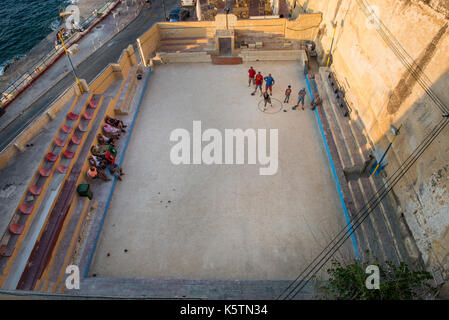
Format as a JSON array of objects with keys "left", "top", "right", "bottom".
[{"left": 316, "top": 255, "right": 436, "bottom": 300}]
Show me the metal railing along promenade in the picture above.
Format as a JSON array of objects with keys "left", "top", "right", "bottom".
[{"left": 0, "top": 1, "right": 117, "bottom": 110}]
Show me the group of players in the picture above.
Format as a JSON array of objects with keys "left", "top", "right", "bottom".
[{"left": 247, "top": 66, "right": 318, "bottom": 112}]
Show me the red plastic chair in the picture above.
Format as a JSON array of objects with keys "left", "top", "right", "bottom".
[
  {"left": 9, "top": 223, "right": 24, "bottom": 235},
  {"left": 83, "top": 112, "right": 93, "bottom": 120},
  {"left": 88, "top": 100, "right": 98, "bottom": 109},
  {"left": 62, "top": 125, "right": 73, "bottom": 134},
  {"left": 39, "top": 167, "right": 51, "bottom": 177},
  {"left": 29, "top": 185, "right": 42, "bottom": 196},
  {"left": 46, "top": 152, "right": 58, "bottom": 162},
  {"left": 54, "top": 138, "right": 66, "bottom": 147},
  {"left": 57, "top": 165, "right": 68, "bottom": 174},
  {"left": 71, "top": 136, "right": 82, "bottom": 145},
  {"left": 19, "top": 203, "right": 34, "bottom": 215},
  {"left": 64, "top": 150, "right": 75, "bottom": 159},
  {"left": 67, "top": 112, "right": 79, "bottom": 120}
]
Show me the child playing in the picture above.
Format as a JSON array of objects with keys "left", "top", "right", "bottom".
[
  {"left": 284, "top": 85, "right": 292, "bottom": 103},
  {"left": 263, "top": 91, "right": 272, "bottom": 111}
]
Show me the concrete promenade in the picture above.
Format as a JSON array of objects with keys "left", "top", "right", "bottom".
[{"left": 0, "top": 0, "right": 142, "bottom": 133}]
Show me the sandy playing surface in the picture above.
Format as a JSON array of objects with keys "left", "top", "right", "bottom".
[{"left": 89, "top": 61, "right": 354, "bottom": 280}]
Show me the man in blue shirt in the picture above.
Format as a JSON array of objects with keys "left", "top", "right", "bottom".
[
  {"left": 264, "top": 74, "right": 275, "bottom": 96},
  {"left": 293, "top": 88, "right": 307, "bottom": 110}
]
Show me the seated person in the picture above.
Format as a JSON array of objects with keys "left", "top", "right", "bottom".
[
  {"left": 107, "top": 163, "right": 125, "bottom": 181},
  {"left": 97, "top": 133, "right": 115, "bottom": 145},
  {"left": 311, "top": 94, "right": 322, "bottom": 110},
  {"left": 96, "top": 158, "right": 124, "bottom": 181},
  {"left": 105, "top": 116, "right": 127, "bottom": 132},
  {"left": 91, "top": 145, "right": 109, "bottom": 157},
  {"left": 102, "top": 146, "right": 124, "bottom": 181},
  {"left": 102, "top": 123, "right": 121, "bottom": 138},
  {"left": 87, "top": 166, "right": 110, "bottom": 182},
  {"left": 89, "top": 155, "right": 107, "bottom": 168}
]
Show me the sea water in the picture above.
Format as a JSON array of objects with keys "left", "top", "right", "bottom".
[{"left": 0, "top": 0, "right": 76, "bottom": 76}]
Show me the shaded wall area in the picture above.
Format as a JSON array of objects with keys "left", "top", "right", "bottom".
[{"left": 294, "top": 0, "right": 449, "bottom": 273}]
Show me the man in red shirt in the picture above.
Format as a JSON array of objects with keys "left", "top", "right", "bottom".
[
  {"left": 248, "top": 66, "right": 256, "bottom": 87},
  {"left": 252, "top": 71, "right": 264, "bottom": 96}
]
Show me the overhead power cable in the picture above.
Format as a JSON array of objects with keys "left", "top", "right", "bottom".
[
  {"left": 355, "top": 0, "right": 449, "bottom": 114},
  {"left": 278, "top": 0, "right": 449, "bottom": 300},
  {"left": 277, "top": 118, "right": 449, "bottom": 299}
]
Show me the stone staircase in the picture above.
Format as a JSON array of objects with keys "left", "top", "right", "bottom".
[
  {"left": 155, "top": 37, "right": 215, "bottom": 63},
  {"left": 18, "top": 77, "right": 128, "bottom": 293},
  {"left": 31, "top": 194, "right": 96, "bottom": 294},
  {"left": 235, "top": 31, "right": 294, "bottom": 50},
  {"left": 0, "top": 62, "right": 151, "bottom": 291},
  {"left": 235, "top": 31, "right": 305, "bottom": 62},
  {"left": 20, "top": 67, "right": 152, "bottom": 296},
  {"left": 157, "top": 37, "right": 215, "bottom": 54},
  {"left": 68, "top": 278, "right": 316, "bottom": 300},
  {"left": 239, "top": 49, "right": 306, "bottom": 62},
  {"left": 155, "top": 33, "right": 305, "bottom": 64},
  {"left": 312, "top": 67, "right": 413, "bottom": 266},
  {"left": 0, "top": 92, "right": 108, "bottom": 290},
  {"left": 115, "top": 66, "right": 138, "bottom": 115}
]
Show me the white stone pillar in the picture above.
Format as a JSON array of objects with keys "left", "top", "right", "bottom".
[
  {"left": 196, "top": 0, "right": 202, "bottom": 21},
  {"left": 273, "top": 0, "right": 279, "bottom": 15}
]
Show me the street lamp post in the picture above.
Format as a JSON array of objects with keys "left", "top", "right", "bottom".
[
  {"left": 327, "top": 22, "right": 337, "bottom": 67},
  {"left": 58, "top": 33, "right": 84, "bottom": 94},
  {"left": 371, "top": 124, "right": 402, "bottom": 176}
]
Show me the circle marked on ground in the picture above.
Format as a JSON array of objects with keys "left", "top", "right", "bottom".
[{"left": 257, "top": 98, "right": 283, "bottom": 114}]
